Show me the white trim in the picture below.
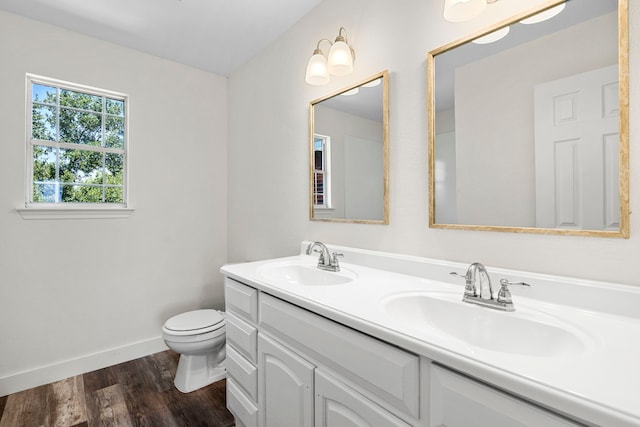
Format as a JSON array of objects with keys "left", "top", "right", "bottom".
[
  {"left": 17, "top": 206, "right": 134, "bottom": 220},
  {"left": 0, "top": 337, "right": 167, "bottom": 396}
]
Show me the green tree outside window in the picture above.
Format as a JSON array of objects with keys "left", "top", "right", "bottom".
[{"left": 30, "top": 80, "right": 126, "bottom": 205}]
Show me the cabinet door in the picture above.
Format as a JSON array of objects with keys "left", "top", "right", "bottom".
[
  {"left": 316, "top": 370, "right": 412, "bottom": 427},
  {"left": 430, "top": 364, "right": 582, "bottom": 427},
  {"left": 258, "top": 334, "right": 314, "bottom": 427}
]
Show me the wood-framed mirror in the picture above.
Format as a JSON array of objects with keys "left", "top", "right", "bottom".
[
  {"left": 428, "top": 0, "right": 629, "bottom": 237},
  {"left": 310, "top": 70, "right": 389, "bottom": 224}
]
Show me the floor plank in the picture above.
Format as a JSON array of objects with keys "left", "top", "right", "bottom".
[
  {"left": 0, "top": 395, "right": 7, "bottom": 422},
  {"left": 50, "top": 376, "right": 88, "bottom": 427},
  {"left": 0, "top": 382, "right": 53, "bottom": 427},
  {"left": 0, "top": 350, "right": 235, "bottom": 427},
  {"left": 85, "top": 384, "right": 133, "bottom": 427}
]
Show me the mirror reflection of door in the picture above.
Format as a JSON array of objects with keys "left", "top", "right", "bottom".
[
  {"left": 534, "top": 65, "right": 620, "bottom": 230},
  {"left": 344, "top": 135, "right": 384, "bottom": 220}
]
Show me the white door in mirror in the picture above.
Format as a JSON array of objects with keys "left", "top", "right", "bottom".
[{"left": 534, "top": 65, "right": 619, "bottom": 230}]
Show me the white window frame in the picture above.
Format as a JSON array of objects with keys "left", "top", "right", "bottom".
[
  {"left": 313, "top": 133, "right": 331, "bottom": 209},
  {"left": 18, "top": 74, "right": 132, "bottom": 219}
]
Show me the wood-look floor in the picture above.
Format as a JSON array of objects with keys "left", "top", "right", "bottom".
[{"left": 0, "top": 350, "right": 235, "bottom": 427}]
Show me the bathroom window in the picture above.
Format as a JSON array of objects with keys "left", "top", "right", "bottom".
[
  {"left": 313, "top": 134, "right": 331, "bottom": 208},
  {"left": 26, "top": 75, "right": 128, "bottom": 208}
]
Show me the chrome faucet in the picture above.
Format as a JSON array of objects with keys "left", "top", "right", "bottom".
[
  {"left": 451, "top": 262, "right": 530, "bottom": 312},
  {"left": 305, "top": 242, "right": 343, "bottom": 272}
]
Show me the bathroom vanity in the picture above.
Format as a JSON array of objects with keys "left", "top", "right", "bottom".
[{"left": 220, "top": 242, "right": 640, "bottom": 427}]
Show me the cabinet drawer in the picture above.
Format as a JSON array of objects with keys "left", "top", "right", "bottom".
[
  {"left": 225, "top": 278, "right": 258, "bottom": 324},
  {"left": 430, "top": 364, "right": 582, "bottom": 427},
  {"left": 259, "top": 293, "right": 420, "bottom": 419},
  {"left": 227, "top": 378, "right": 258, "bottom": 427},
  {"left": 226, "top": 344, "right": 258, "bottom": 402},
  {"left": 226, "top": 312, "right": 258, "bottom": 364}
]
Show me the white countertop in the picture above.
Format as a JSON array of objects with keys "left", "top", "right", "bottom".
[{"left": 221, "top": 244, "right": 640, "bottom": 427}]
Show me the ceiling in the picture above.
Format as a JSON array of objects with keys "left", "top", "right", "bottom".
[{"left": 0, "top": 0, "right": 322, "bottom": 76}]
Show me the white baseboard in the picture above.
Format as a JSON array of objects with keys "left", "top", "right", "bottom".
[{"left": 0, "top": 336, "right": 168, "bottom": 396}]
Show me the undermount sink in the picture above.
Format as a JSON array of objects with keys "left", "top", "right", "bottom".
[
  {"left": 258, "top": 261, "right": 357, "bottom": 286},
  {"left": 382, "top": 292, "right": 589, "bottom": 357}
]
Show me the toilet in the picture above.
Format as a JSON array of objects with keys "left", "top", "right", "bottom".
[{"left": 162, "top": 309, "right": 227, "bottom": 393}]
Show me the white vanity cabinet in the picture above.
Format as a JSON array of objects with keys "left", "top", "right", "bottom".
[
  {"left": 224, "top": 274, "right": 588, "bottom": 427},
  {"left": 429, "top": 365, "right": 583, "bottom": 427},
  {"left": 315, "top": 369, "right": 412, "bottom": 427},
  {"left": 224, "top": 277, "right": 421, "bottom": 427},
  {"left": 258, "top": 333, "right": 314, "bottom": 426},
  {"left": 224, "top": 278, "right": 259, "bottom": 427}
]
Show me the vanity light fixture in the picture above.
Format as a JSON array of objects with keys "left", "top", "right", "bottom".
[
  {"left": 305, "top": 27, "right": 355, "bottom": 86},
  {"left": 443, "top": 0, "right": 499, "bottom": 23}
]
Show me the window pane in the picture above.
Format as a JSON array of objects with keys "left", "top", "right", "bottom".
[
  {"left": 314, "top": 150, "right": 323, "bottom": 170},
  {"left": 33, "top": 145, "right": 57, "bottom": 182},
  {"left": 59, "top": 149, "right": 103, "bottom": 184},
  {"left": 33, "top": 183, "right": 58, "bottom": 203},
  {"left": 32, "top": 105, "right": 56, "bottom": 141},
  {"left": 105, "top": 186, "right": 123, "bottom": 204},
  {"left": 60, "top": 89, "right": 102, "bottom": 112},
  {"left": 105, "top": 116, "right": 124, "bottom": 148},
  {"left": 32, "top": 84, "right": 56, "bottom": 104},
  {"left": 28, "top": 78, "right": 127, "bottom": 206},
  {"left": 106, "top": 98, "right": 125, "bottom": 117},
  {"left": 61, "top": 184, "right": 103, "bottom": 203},
  {"left": 105, "top": 153, "right": 124, "bottom": 184},
  {"left": 60, "top": 108, "right": 102, "bottom": 145}
]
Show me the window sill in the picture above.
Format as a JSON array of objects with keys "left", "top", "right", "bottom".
[{"left": 17, "top": 207, "right": 134, "bottom": 220}]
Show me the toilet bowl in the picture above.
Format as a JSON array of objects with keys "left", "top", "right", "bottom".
[{"left": 162, "top": 309, "right": 226, "bottom": 393}]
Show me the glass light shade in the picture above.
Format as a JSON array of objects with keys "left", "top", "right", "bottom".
[
  {"left": 472, "top": 25, "right": 510, "bottom": 44},
  {"left": 305, "top": 52, "right": 330, "bottom": 85},
  {"left": 327, "top": 41, "right": 354, "bottom": 76},
  {"left": 520, "top": 3, "right": 565, "bottom": 24},
  {"left": 443, "top": 0, "right": 487, "bottom": 22}
]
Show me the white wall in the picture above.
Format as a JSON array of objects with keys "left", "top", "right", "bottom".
[
  {"left": 455, "top": 12, "right": 617, "bottom": 227},
  {"left": 0, "top": 11, "right": 228, "bottom": 394},
  {"left": 227, "top": 0, "right": 640, "bottom": 287}
]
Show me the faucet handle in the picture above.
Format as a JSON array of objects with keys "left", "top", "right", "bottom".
[
  {"left": 497, "top": 279, "right": 530, "bottom": 304},
  {"left": 450, "top": 271, "right": 476, "bottom": 297},
  {"left": 330, "top": 252, "right": 343, "bottom": 270}
]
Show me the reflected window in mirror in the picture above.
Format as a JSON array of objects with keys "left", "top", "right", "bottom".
[
  {"left": 427, "top": 0, "right": 628, "bottom": 238},
  {"left": 313, "top": 134, "right": 331, "bottom": 209},
  {"left": 309, "top": 70, "right": 389, "bottom": 224}
]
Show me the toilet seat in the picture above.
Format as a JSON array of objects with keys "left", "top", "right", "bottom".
[{"left": 163, "top": 309, "right": 225, "bottom": 337}]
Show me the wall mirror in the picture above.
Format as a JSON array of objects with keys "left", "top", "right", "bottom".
[
  {"left": 310, "top": 70, "right": 389, "bottom": 224},
  {"left": 428, "top": 0, "right": 629, "bottom": 237}
]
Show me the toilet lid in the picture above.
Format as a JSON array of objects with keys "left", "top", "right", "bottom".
[{"left": 164, "top": 309, "right": 224, "bottom": 332}]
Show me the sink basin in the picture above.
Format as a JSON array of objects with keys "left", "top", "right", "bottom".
[
  {"left": 258, "top": 261, "right": 357, "bottom": 286},
  {"left": 382, "top": 292, "right": 588, "bottom": 357}
]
